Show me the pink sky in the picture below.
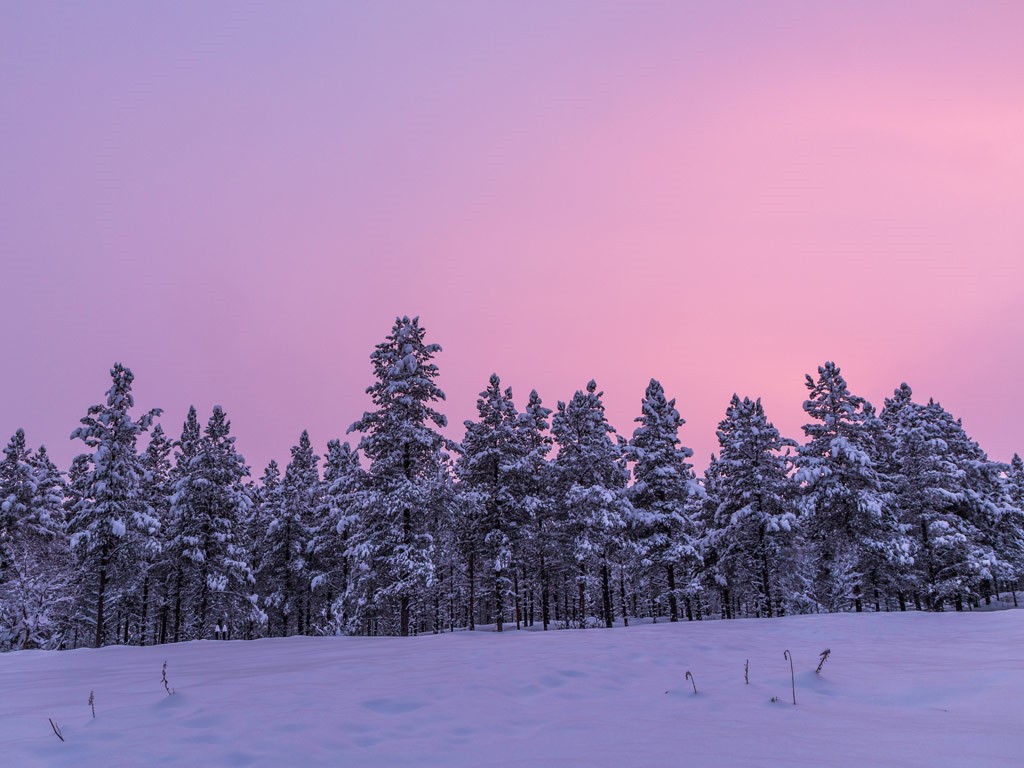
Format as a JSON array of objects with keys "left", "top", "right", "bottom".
[{"left": 2, "top": 2, "right": 1022, "bottom": 473}]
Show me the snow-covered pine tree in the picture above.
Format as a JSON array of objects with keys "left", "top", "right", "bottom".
[
  {"left": 169, "top": 406, "right": 258, "bottom": 638},
  {"left": 625, "top": 379, "right": 701, "bottom": 622},
  {"left": 255, "top": 431, "right": 318, "bottom": 636},
  {"left": 0, "top": 433, "right": 71, "bottom": 649},
  {"left": 456, "top": 374, "right": 527, "bottom": 631},
  {"left": 1003, "top": 455, "right": 1024, "bottom": 605},
  {"left": 697, "top": 454, "right": 731, "bottom": 618},
  {"left": 246, "top": 460, "right": 283, "bottom": 638},
  {"left": 552, "top": 380, "right": 630, "bottom": 628},
  {"left": 795, "top": 362, "right": 906, "bottom": 613},
  {"left": 318, "top": 439, "right": 365, "bottom": 633},
  {"left": 165, "top": 406, "right": 202, "bottom": 642},
  {"left": 705, "top": 395, "right": 798, "bottom": 618},
  {"left": 68, "top": 364, "right": 161, "bottom": 647},
  {"left": 514, "top": 390, "right": 555, "bottom": 629},
  {"left": 139, "top": 425, "right": 172, "bottom": 645},
  {"left": 347, "top": 316, "right": 454, "bottom": 636},
  {"left": 881, "top": 386, "right": 1016, "bottom": 610}
]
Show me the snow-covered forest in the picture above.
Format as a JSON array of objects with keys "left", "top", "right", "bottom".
[{"left": 2, "top": 315, "right": 1022, "bottom": 650}]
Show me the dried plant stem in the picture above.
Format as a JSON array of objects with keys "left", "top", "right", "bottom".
[
  {"left": 744, "top": 659, "right": 749, "bottom": 685},
  {"left": 685, "top": 670, "right": 697, "bottom": 694},
  {"left": 49, "top": 718, "right": 64, "bottom": 742},
  {"left": 816, "top": 648, "right": 831, "bottom": 674},
  {"left": 784, "top": 650, "right": 796, "bottom": 705},
  {"left": 88, "top": 690, "right": 95, "bottom": 718},
  {"left": 162, "top": 661, "right": 175, "bottom": 696}
]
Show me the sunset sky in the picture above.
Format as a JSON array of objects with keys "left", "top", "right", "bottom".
[{"left": 2, "top": 2, "right": 1022, "bottom": 474}]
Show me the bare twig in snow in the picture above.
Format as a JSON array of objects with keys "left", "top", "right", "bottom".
[
  {"left": 162, "top": 661, "right": 175, "bottom": 695},
  {"left": 816, "top": 648, "right": 831, "bottom": 674},
  {"left": 685, "top": 670, "right": 697, "bottom": 694},
  {"left": 784, "top": 650, "right": 796, "bottom": 705},
  {"left": 49, "top": 718, "right": 64, "bottom": 742}
]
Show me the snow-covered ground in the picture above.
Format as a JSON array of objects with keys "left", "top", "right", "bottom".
[{"left": 2, "top": 610, "right": 1021, "bottom": 767}]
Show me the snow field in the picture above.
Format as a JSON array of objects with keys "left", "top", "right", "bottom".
[{"left": 1, "top": 609, "right": 1021, "bottom": 767}]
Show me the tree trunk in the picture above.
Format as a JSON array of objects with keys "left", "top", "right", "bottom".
[
  {"left": 601, "top": 560, "right": 613, "bottom": 628},
  {"left": 667, "top": 563, "right": 678, "bottom": 622},
  {"left": 577, "top": 566, "right": 586, "bottom": 627},
  {"left": 495, "top": 568, "right": 504, "bottom": 632},
  {"left": 759, "top": 541, "right": 774, "bottom": 618},
  {"left": 95, "top": 541, "right": 109, "bottom": 648},
  {"left": 619, "top": 564, "right": 629, "bottom": 628},
  {"left": 173, "top": 566, "right": 184, "bottom": 643},
  {"left": 140, "top": 575, "right": 150, "bottom": 646},
  {"left": 514, "top": 569, "right": 521, "bottom": 630},
  {"left": 540, "top": 555, "right": 550, "bottom": 631},
  {"left": 468, "top": 552, "right": 476, "bottom": 631}
]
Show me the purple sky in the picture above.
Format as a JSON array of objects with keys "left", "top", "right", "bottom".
[{"left": 3, "top": 2, "right": 1023, "bottom": 474}]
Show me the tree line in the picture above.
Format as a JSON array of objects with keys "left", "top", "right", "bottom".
[{"left": 2, "top": 315, "right": 1022, "bottom": 649}]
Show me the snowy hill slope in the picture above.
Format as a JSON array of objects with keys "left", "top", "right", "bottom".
[{"left": 1, "top": 610, "right": 1021, "bottom": 767}]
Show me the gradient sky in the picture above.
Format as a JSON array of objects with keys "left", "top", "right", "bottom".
[{"left": 2, "top": 2, "right": 1023, "bottom": 475}]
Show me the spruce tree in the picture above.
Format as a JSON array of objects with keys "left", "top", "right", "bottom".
[
  {"left": 319, "top": 440, "right": 365, "bottom": 632},
  {"left": 140, "top": 425, "right": 173, "bottom": 644},
  {"left": 515, "top": 390, "right": 554, "bottom": 629},
  {"left": 256, "top": 431, "right": 318, "bottom": 636},
  {"left": 0, "top": 434, "right": 71, "bottom": 649},
  {"left": 706, "top": 396, "right": 798, "bottom": 618},
  {"left": 68, "top": 364, "right": 160, "bottom": 647},
  {"left": 552, "top": 380, "right": 630, "bottom": 628},
  {"left": 457, "top": 374, "right": 527, "bottom": 631},
  {"left": 795, "top": 363, "right": 905, "bottom": 612},
  {"left": 625, "top": 379, "right": 701, "bottom": 622},
  {"left": 347, "top": 316, "right": 453, "bottom": 636},
  {"left": 169, "top": 406, "right": 257, "bottom": 638}
]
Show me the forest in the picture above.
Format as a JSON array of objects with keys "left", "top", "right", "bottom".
[{"left": 2, "top": 315, "right": 1022, "bottom": 650}]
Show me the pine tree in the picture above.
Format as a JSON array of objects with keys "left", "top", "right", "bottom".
[
  {"left": 347, "top": 316, "right": 453, "bottom": 636},
  {"left": 0, "top": 434, "right": 71, "bottom": 649},
  {"left": 625, "top": 379, "right": 701, "bottom": 622},
  {"left": 318, "top": 440, "right": 365, "bottom": 632},
  {"left": 705, "top": 395, "right": 798, "bottom": 618},
  {"left": 552, "top": 380, "right": 630, "bottom": 628},
  {"left": 1003, "top": 455, "right": 1024, "bottom": 605},
  {"left": 796, "top": 363, "right": 906, "bottom": 612},
  {"left": 140, "top": 425, "right": 173, "bottom": 645},
  {"left": 515, "top": 390, "right": 555, "bottom": 629},
  {"left": 68, "top": 364, "right": 161, "bottom": 647},
  {"left": 165, "top": 406, "right": 202, "bottom": 642},
  {"left": 169, "top": 406, "right": 257, "bottom": 638},
  {"left": 882, "top": 386, "right": 1013, "bottom": 610},
  {"left": 457, "top": 374, "right": 528, "bottom": 631},
  {"left": 256, "top": 431, "right": 318, "bottom": 636}
]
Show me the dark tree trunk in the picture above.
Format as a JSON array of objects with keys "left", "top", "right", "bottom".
[
  {"left": 601, "top": 560, "right": 613, "bottom": 628},
  {"left": 577, "top": 566, "right": 586, "bottom": 627},
  {"left": 173, "top": 567, "right": 184, "bottom": 643},
  {"left": 140, "top": 575, "right": 150, "bottom": 646},
  {"left": 95, "top": 541, "right": 109, "bottom": 648},
  {"left": 514, "top": 569, "right": 521, "bottom": 630},
  {"left": 495, "top": 569, "right": 504, "bottom": 632},
  {"left": 759, "top": 541, "right": 774, "bottom": 618},
  {"left": 666, "top": 563, "right": 678, "bottom": 622},
  {"left": 468, "top": 552, "right": 476, "bottom": 631},
  {"left": 620, "top": 564, "right": 629, "bottom": 628},
  {"left": 540, "top": 555, "right": 550, "bottom": 631}
]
